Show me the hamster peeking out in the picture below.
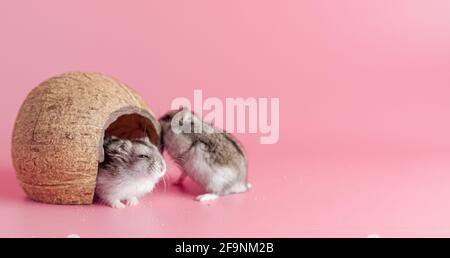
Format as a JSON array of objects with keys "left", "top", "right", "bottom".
[
  {"left": 160, "top": 107, "right": 251, "bottom": 202},
  {"left": 95, "top": 136, "right": 166, "bottom": 208}
]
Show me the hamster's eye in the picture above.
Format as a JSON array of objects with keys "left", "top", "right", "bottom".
[
  {"left": 138, "top": 155, "right": 149, "bottom": 159},
  {"left": 178, "top": 118, "right": 183, "bottom": 126}
]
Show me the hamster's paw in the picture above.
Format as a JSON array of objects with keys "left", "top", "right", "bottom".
[
  {"left": 196, "top": 193, "right": 219, "bottom": 202},
  {"left": 125, "top": 197, "right": 140, "bottom": 207},
  {"left": 111, "top": 200, "right": 126, "bottom": 209}
]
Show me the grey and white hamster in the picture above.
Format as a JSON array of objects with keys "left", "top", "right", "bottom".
[
  {"left": 160, "top": 108, "right": 251, "bottom": 202},
  {"left": 96, "top": 136, "right": 166, "bottom": 208}
]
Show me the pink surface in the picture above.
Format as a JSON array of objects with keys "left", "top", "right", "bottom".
[{"left": 1, "top": 0, "right": 450, "bottom": 237}]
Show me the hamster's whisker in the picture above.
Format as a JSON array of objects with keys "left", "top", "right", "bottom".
[
  {"left": 161, "top": 175, "right": 168, "bottom": 193},
  {"left": 165, "top": 171, "right": 173, "bottom": 182}
]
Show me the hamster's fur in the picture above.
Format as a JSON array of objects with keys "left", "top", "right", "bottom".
[
  {"left": 160, "top": 108, "right": 250, "bottom": 202},
  {"left": 96, "top": 137, "right": 166, "bottom": 208}
]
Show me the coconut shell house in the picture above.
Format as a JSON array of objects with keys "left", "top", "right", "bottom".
[{"left": 11, "top": 72, "right": 161, "bottom": 205}]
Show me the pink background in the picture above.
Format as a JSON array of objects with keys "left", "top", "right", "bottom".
[{"left": 1, "top": 0, "right": 450, "bottom": 237}]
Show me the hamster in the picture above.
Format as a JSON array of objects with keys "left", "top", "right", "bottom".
[
  {"left": 95, "top": 136, "right": 166, "bottom": 208},
  {"left": 160, "top": 107, "right": 251, "bottom": 202}
]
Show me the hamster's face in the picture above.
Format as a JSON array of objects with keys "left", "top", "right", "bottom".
[
  {"left": 159, "top": 109, "right": 181, "bottom": 134},
  {"left": 159, "top": 108, "right": 200, "bottom": 152},
  {"left": 130, "top": 140, "right": 166, "bottom": 178},
  {"left": 103, "top": 137, "right": 166, "bottom": 178},
  {"left": 160, "top": 108, "right": 203, "bottom": 136}
]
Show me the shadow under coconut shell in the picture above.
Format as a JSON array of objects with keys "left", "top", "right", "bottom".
[
  {"left": 0, "top": 166, "right": 205, "bottom": 205},
  {"left": 0, "top": 169, "right": 28, "bottom": 202}
]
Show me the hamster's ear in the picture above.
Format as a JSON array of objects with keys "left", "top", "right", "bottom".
[
  {"left": 105, "top": 139, "right": 132, "bottom": 157},
  {"left": 181, "top": 109, "right": 195, "bottom": 123},
  {"left": 103, "top": 136, "right": 118, "bottom": 147},
  {"left": 160, "top": 110, "right": 176, "bottom": 123},
  {"left": 138, "top": 136, "right": 151, "bottom": 144},
  {"left": 117, "top": 140, "right": 132, "bottom": 153}
]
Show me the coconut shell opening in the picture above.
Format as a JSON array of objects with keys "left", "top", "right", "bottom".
[{"left": 101, "top": 108, "right": 161, "bottom": 163}]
